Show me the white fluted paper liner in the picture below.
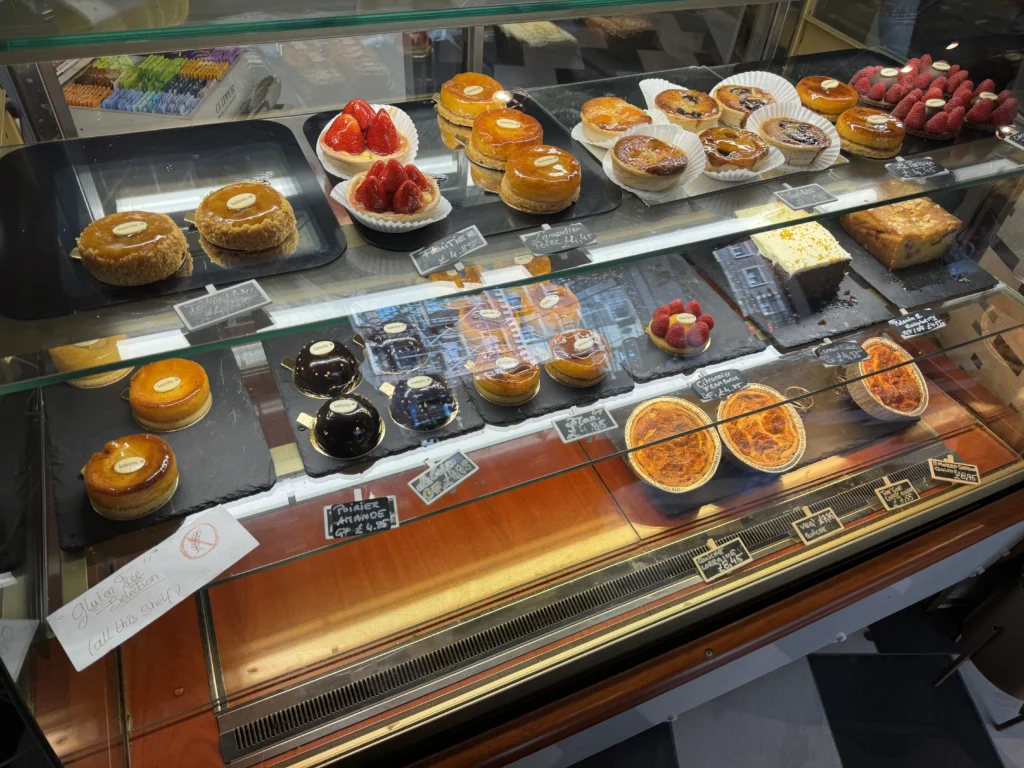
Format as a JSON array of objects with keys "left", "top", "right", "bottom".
[
  {"left": 702, "top": 144, "right": 786, "bottom": 182},
  {"left": 331, "top": 179, "right": 452, "bottom": 233},
  {"left": 712, "top": 71, "right": 800, "bottom": 113},
  {"left": 315, "top": 104, "right": 420, "bottom": 179},
  {"left": 570, "top": 108, "right": 669, "bottom": 150},
  {"left": 599, "top": 124, "right": 704, "bottom": 205},
  {"left": 744, "top": 103, "right": 841, "bottom": 172}
]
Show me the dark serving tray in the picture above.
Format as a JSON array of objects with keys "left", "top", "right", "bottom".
[
  {"left": 301, "top": 96, "right": 622, "bottom": 252},
  {"left": 0, "top": 120, "right": 346, "bottom": 320},
  {"left": 0, "top": 391, "right": 37, "bottom": 572}
]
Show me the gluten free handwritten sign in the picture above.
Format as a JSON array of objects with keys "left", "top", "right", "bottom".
[{"left": 47, "top": 507, "right": 257, "bottom": 671}]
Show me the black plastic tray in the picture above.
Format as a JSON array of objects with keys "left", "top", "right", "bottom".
[
  {"left": 0, "top": 391, "right": 36, "bottom": 572},
  {"left": 0, "top": 120, "right": 346, "bottom": 320},
  {"left": 301, "top": 96, "right": 622, "bottom": 252}
]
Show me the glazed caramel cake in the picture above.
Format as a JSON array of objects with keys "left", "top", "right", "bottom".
[
  {"left": 796, "top": 76, "right": 858, "bottom": 121},
  {"left": 544, "top": 329, "right": 609, "bottom": 388},
  {"left": 473, "top": 346, "right": 541, "bottom": 406},
  {"left": 718, "top": 386, "right": 804, "bottom": 472},
  {"left": 835, "top": 107, "right": 905, "bottom": 159},
  {"left": 626, "top": 398, "right": 719, "bottom": 492},
  {"left": 438, "top": 73, "right": 509, "bottom": 127},
  {"left": 83, "top": 434, "right": 179, "bottom": 520},
  {"left": 467, "top": 108, "right": 544, "bottom": 170},
  {"left": 129, "top": 358, "right": 212, "bottom": 431},
  {"left": 77, "top": 211, "right": 188, "bottom": 286},
  {"left": 194, "top": 182, "right": 297, "bottom": 252},
  {"left": 500, "top": 145, "right": 581, "bottom": 214}
]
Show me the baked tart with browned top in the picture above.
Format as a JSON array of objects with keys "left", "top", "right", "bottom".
[
  {"left": 717, "top": 384, "right": 805, "bottom": 473},
  {"left": 194, "top": 182, "right": 296, "bottom": 252},
  {"left": 757, "top": 117, "right": 831, "bottom": 166},
  {"left": 699, "top": 126, "right": 769, "bottom": 172},
  {"left": 83, "top": 434, "right": 179, "bottom": 520},
  {"left": 77, "top": 212, "right": 188, "bottom": 286},
  {"left": 467, "top": 108, "right": 544, "bottom": 170},
  {"left": 835, "top": 107, "right": 904, "bottom": 159},
  {"left": 473, "top": 346, "right": 541, "bottom": 406},
  {"left": 500, "top": 145, "right": 581, "bottom": 214},
  {"left": 438, "top": 73, "right": 509, "bottom": 127},
  {"left": 714, "top": 84, "right": 775, "bottom": 127},
  {"left": 129, "top": 358, "right": 212, "bottom": 432},
  {"left": 544, "top": 329, "right": 609, "bottom": 388},
  {"left": 580, "top": 96, "right": 652, "bottom": 143},
  {"left": 625, "top": 397, "right": 721, "bottom": 493},
  {"left": 845, "top": 337, "right": 928, "bottom": 421},
  {"left": 654, "top": 88, "right": 720, "bottom": 132},
  {"left": 610, "top": 135, "right": 688, "bottom": 192},
  {"left": 796, "top": 76, "right": 858, "bottom": 121}
]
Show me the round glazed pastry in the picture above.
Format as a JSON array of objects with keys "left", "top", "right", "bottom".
[
  {"left": 610, "top": 134, "right": 688, "bottom": 192},
  {"left": 625, "top": 397, "right": 721, "bottom": 493},
  {"left": 129, "top": 358, "right": 212, "bottom": 431},
  {"left": 520, "top": 283, "right": 582, "bottom": 337},
  {"left": 291, "top": 340, "right": 362, "bottom": 398},
  {"left": 194, "top": 182, "right": 297, "bottom": 252},
  {"left": 654, "top": 88, "right": 720, "bottom": 132},
  {"left": 50, "top": 336, "right": 132, "bottom": 388},
  {"left": 472, "top": 346, "right": 541, "bottom": 406},
  {"left": 438, "top": 73, "right": 510, "bottom": 127},
  {"left": 699, "top": 126, "right": 769, "bottom": 172},
  {"left": 713, "top": 84, "right": 776, "bottom": 127},
  {"left": 716, "top": 384, "right": 805, "bottom": 473},
  {"left": 466, "top": 108, "right": 544, "bottom": 170},
  {"left": 363, "top": 320, "right": 429, "bottom": 374},
  {"left": 845, "top": 337, "right": 928, "bottom": 421},
  {"left": 500, "top": 145, "right": 582, "bottom": 214},
  {"left": 83, "top": 434, "right": 178, "bottom": 520},
  {"left": 796, "top": 76, "right": 858, "bottom": 121},
  {"left": 77, "top": 211, "right": 188, "bottom": 286},
  {"left": 757, "top": 117, "right": 831, "bottom": 166},
  {"left": 311, "top": 394, "right": 384, "bottom": 458},
  {"left": 580, "top": 96, "right": 653, "bottom": 143},
  {"left": 457, "top": 301, "right": 521, "bottom": 349},
  {"left": 544, "top": 329, "right": 610, "bottom": 388},
  {"left": 835, "top": 107, "right": 905, "bottom": 159},
  {"left": 388, "top": 373, "right": 458, "bottom": 432}
]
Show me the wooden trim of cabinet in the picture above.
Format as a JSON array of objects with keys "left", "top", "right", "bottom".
[{"left": 417, "top": 487, "right": 1024, "bottom": 768}]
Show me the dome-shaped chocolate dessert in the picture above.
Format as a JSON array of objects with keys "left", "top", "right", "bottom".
[
  {"left": 389, "top": 373, "right": 458, "bottom": 432},
  {"left": 364, "top": 321, "right": 429, "bottom": 375},
  {"left": 292, "top": 339, "right": 362, "bottom": 398},
  {"left": 311, "top": 394, "right": 383, "bottom": 459}
]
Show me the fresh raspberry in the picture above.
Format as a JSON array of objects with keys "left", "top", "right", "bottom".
[
  {"left": 946, "top": 106, "right": 965, "bottom": 133},
  {"left": 949, "top": 64, "right": 961, "bottom": 75},
  {"left": 685, "top": 300, "right": 702, "bottom": 317},
  {"left": 913, "top": 73, "right": 933, "bottom": 90},
  {"left": 966, "top": 98, "right": 996, "bottom": 122},
  {"left": 852, "top": 66, "right": 874, "bottom": 81},
  {"left": 924, "top": 112, "right": 949, "bottom": 133},
  {"left": 989, "top": 100, "right": 1018, "bottom": 126},
  {"left": 885, "top": 83, "right": 908, "bottom": 103},
  {"left": 920, "top": 53, "right": 933, "bottom": 66},
  {"left": 697, "top": 313, "right": 715, "bottom": 331},
  {"left": 391, "top": 180, "right": 423, "bottom": 214},
  {"left": 892, "top": 95, "right": 917, "bottom": 120},
  {"left": 404, "top": 164, "right": 431, "bottom": 191},
  {"left": 905, "top": 58, "right": 921, "bottom": 70},
  {"left": 997, "top": 90, "right": 1014, "bottom": 104},
  {"left": 342, "top": 98, "right": 375, "bottom": 132},
  {"left": 870, "top": 65, "right": 885, "bottom": 74},
  {"left": 655, "top": 305, "right": 671, "bottom": 318},
  {"left": 324, "top": 113, "right": 365, "bottom": 154},
  {"left": 365, "top": 108, "right": 400, "bottom": 155},
  {"left": 381, "top": 158, "right": 408, "bottom": 197},
  {"left": 930, "top": 76, "right": 947, "bottom": 94},
  {"left": 668, "top": 298, "right": 686, "bottom": 315},
  {"left": 367, "top": 160, "right": 387, "bottom": 180},
  {"left": 665, "top": 322, "right": 687, "bottom": 349},
  {"left": 973, "top": 79, "right": 996, "bottom": 97},
  {"left": 907, "top": 88, "right": 924, "bottom": 101},
  {"left": 897, "top": 71, "right": 916, "bottom": 87},
  {"left": 853, "top": 77, "right": 871, "bottom": 94},
  {"left": 650, "top": 314, "right": 670, "bottom": 338},
  {"left": 904, "top": 101, "right": 927, "bottom": 130},
  {"left": 923, "top": 86, "right": 944, "bottom": 101},
  {"left": 685, "top": 323, "right": 710, "bottom": 349},
  {"left": 868, "top": 82, "right": 887, "bottom": 100}
]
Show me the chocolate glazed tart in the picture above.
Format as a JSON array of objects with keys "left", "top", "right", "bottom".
[
  {"left": 389, "top": 373, "right": 459, "bottom": 432},
  {"left": 309, "top": 394, "right": 385, "bottom": 459},
  {"left": 289, "top": 340, "right": 362, "bottom": 398}
]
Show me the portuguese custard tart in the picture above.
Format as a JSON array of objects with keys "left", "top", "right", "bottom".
[
  {"left": 320, "top": 102, "right": 410, "bottom": 177},
  {"left": 625, "top": 397, "right": 721, "bottom": 493},
  {"left": 835, "top": 107, "right": 904, "bottom": 159},
  {"left": 473, "top": 345, "right": 541, "bottom": 406},
  {"left": 467, "top": 108, "right": 544, "bottom": 170},
  {"left": 757, "top": 117, "right": 831, "bottom": 166},
  {"left": 714, "top": 84, "right": 775, "bottom": 127},
  {"left": 50, "top": 336, "right": 132, "bottom": 388},
  {"left": 457, "top": 301, "right": 521, "bottom": 349},
  {"left": 611, "top": 134, "right": 688, "bottom": 192},
  {"left": 438, "top": 73, "right": 510, "bottom": 127},
  {"left": 717, "top": 384, "right": 805, "bottom": 473},
  {"left": 83, "top": 434, "right": 178, "bottom": 520},
  {"left": 389, "top": 373, "right": 458, "bottom": 432},
  {"left": 796, "top": 76, "right": 858, "bottom": 122},
  {"left": 699, "top": 126, "right": 769, "bottom": 172},
  {"left": 194, "top": 182, "right": 297, "bottom": 252},
  {"left": 362, "top": 320, "right": 429, "bottom": 374},
  {"left": 500, "top": 145, "right": 582, "bottom": 214},
  {"left": 291, "top": 340, "right": 362, "bottom": 398},
  {"left": 580, "top": 96, "right": 653, "bottom": 143},
  {"left": 129, "top": 358, "right": 212, "bottom": 431},
  {"left": 310, "top": 394, "right": 384, "bottom": 459},
  {"left": 845, "top": 337, "right": 928, "bottom": 421},
  {"left": 520, "top": 282, "right": 582, "bottom": 337},
  {"left": 654, "top": 88, "right": 720, "bottom": 132},
  {"left": 544, "top": 329, "right": 610, "bottom": 388},
  {"left": 77, "top": 211, "right": 188, "bottom": 287}
]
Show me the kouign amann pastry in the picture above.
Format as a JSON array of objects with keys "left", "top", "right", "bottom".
[{"left": 194, "top": 182, "right": 297, "bottom": 252}]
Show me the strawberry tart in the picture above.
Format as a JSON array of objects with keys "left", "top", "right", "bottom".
[
  {"left": 347, "top": 159, "right": 441, "bottom": 223},
  {"left": 321, "top": 99, "right": 411, "bottom": 177},
  {"left": 646, "top": 299, "right": 714, "bottom": 356}
]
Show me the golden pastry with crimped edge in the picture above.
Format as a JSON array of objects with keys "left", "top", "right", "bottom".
[
  {"left": 625, "top": 397, "right": 721, "bottom": 493},
  {"left": 438, "top": 73, "right": 509, "bottom": 127},
  {"left": 757, "top": 117, "right": 831, "bottom": 166},
  {"left": 699, "top": 126, "right": 769, "bottom": 172},
  {"left": 716, "top": 383, "right": 805, "bottom": 473},
  {"left": 466, "top": 108, "right": 544, "bottom": 170},
  {"left": 610, "top": 134, "right": 688, "bottom": 192},
  {"left": 83, "top": 434, "right": 179, "bottom": 520},
  {"left": 472, "top": 345, "right": 541, "bottom": 406},
  {"left": 129, "top": 358, "right": 212, "bottom": 432},
  {"left": 49, "top": 336, "right": 133, "bottom": 389},
  {"left": 544, "top": 329, "right": 609, "bottom": 388},
  {"left": 520, "top": 282, "right": 582, "bottom": 337},
  {"left": 835, "top": 107, "right": 904, "bottom": 159},
  {"left": 714, "top": 84, "right": 775, "bottom": 127},
  {"left": 457, "top": 299, "right": 521, "bottom": 349},
  {"left": 580, "top": 96, "right": 652, "bottom": 143},
  {"left": 194, "top": 182, "right": 296, "bottom": 252},
  {"left": 654, "top": 88, "right": 720, "bottom": 132},
  {"left": 77, "top": 211, "right": 188, "bottom": 287},
  {"left": 500, "top": 145, "right": 581, "bottom": 214},
  {"left": 845, "top": 337, "right": 928, "bottom": 421},
  {"left": 796, "top": 76, "right": 858, "bottom": 122}
]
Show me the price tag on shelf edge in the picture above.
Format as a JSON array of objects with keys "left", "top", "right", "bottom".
[
  {"left": 1003, "top": 129, "right": 1024, "bottom": 152},
  {"left": 693, "top": 369, "right": 749, "bottom": 402},
  {"left": 173, "top": 280, "right": 271, "bottom": 332},
  {"left": 409, "top": 225, "right": 487, "bottom": 277},
  {"left": 774, "top": 183, "right": 838, "bottom": 211},
  {"left": 888, "top": 308, "right": 945, "bottom": 339},
  {"left": 519, "top": 222, "right": 596, "bottom": 256},
  {"left": 814, "top": 339, "right": 869, "bottom": 368},
  {"left": 875, "top": 478, "right": 921, "bottom": 511},
  {"left": 324, "top": 496, "right": 399, "bottom": 540},
  {"left": 792, "top": 507, "right": 844, "bottom": 545},
  {"left": 885, "top": 156, "right": 949, "bottom": 180},
  {"left": 408, "top": 451, "right": 479, "bottom": 506},
  {"left": 928, "top": 457, "right": 981, "bottom": 485},
  {"left": 694, "top": 538, "right": 752, "bottom": 582},
  {"left": 552, "top": 407, "right": 618, "bottom": 443}
]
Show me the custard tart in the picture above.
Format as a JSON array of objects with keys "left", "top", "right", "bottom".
[
  {"left": 194, "top": 182, "right": 297, "bottom": 252},
  {"left": 757, "top": 117, "right": 831, "bottom": 166},
  {"left": 717, "top": 384, "right": 805, "bottom": 473},
  {"left": 625, "top": 397, "right": 721, "bottom": 493},
  {"left": 845, "top": 337, "right": 928, "bottom": 421},
  {"left": 77, "top": 212, "right": 188, "bottom": 287},
  {"left": 83, "top": 434, "right": 178, "bottom": 520},
  {"left": 610, "top": 134, "right": 688, "bottom": 192},
  {"left": 580, "top": 96, "right": 652, "bottom": 143},
  {"left": 654, "top": 88, "right": 720, "bottom": 132},
  {"left": 699, "top": 126, "right": 769, "bottom": 172},
  {"left": 129, "top": 358, "right": 212, "bottom": 431},
  {"left": 714, "top": 84, "right": 775, "bottom": 127}
]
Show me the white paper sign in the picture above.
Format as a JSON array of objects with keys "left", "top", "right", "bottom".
[
  {"left": 0, "top": 619, "right": 38, "bottom": 680},
  {"left": 47, "top": 508, "right": 258, "bottom": 671}
]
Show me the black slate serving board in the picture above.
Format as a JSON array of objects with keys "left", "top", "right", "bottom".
[
  {"left": 302, "top": 95, "right": 622, "bottom": 252},
  {"left": 0, "top": 392, "right": 36, "bottom": 572},
  {"left": 262, "top": 324, "right": 485, "bottom": 478},
  {"left": 45, "top": 349, "right": 276, "bottom": 551}
]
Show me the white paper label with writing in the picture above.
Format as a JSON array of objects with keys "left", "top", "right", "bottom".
[
  {"left": 533, "top": 155, "right": 559, "bottom": 167},
  {"left": 479, "top": 309, "right": 502, "bottom": 320},
  {"left": 514, "top": 254, "right": 534, "bottom": 265},
  {"left": 47, "top": 507, "right": 258, "bottom": 671},
  {"left": 496, "top": 118, "right": 522, "bottom": 129},
  {"left": 329, "top": 398, "right": 358, "bottom": 414},
  {"left": 226, "top": 192, "right": 257, "bottom": 211},
  {"left": 152, "top": 376, "right": 181, "bottom": 392},
  {"left": 821, "top": 79, "right": 839, "bottom": 89},
  {"left": 309, "top": 341, "right": 335, "bottom": 356},
  {"left": 574, "top": 337, "right": 594, "bottom": 352},
  {"left": 932, "top": 61, "right": 950, "bottom": 71},
  {"left": 866, "top": 115, "right": 889, "bottom": 125},
  {"left": 114, "top": 457, "right": 146, "bottom": 474},
  {"left": 407, "top": 375, "right": 432, "bottom": 390},
  {"left": 111, "top": 221, "right": 148, "bottom": 236},
  {"left": 462, "top": 85, "right": 484, "bottom": 96},
  {"left": 384, "top": 322, "right": 407, "bottom": 334},
  {"left": 496, "top": 356, "right": 520, "bottom": 370},
  {"left": 539, "top": 295, "right": 560, "bottom": 309},
  {"left": 879, "top": 67, "right": 899, "bottom": 77}
]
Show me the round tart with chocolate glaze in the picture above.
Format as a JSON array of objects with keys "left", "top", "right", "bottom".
[
  {"left": 654, "top": 88, "right": 720, "bottom": 132},
  {"left": 835, "top": 107, "right": 904, "bottom": 159},
  {"left": 389, "top": 373, "right": 458, "bottom": 432},
  {"left": 457, "top": 300, "right": 521, "bottom": 349},
  {"left": 625, "top": 397, "right": 721, "bottom": 494},
  {"left": 757, "top": 117, "right": 831, "bottom": 166},
  {"left": 129, "top": 358, "right": 212, "bottom": 432},
  {"left": 291, "top": 340, "right": 362, "bottom": 398},
  {"left": 83, "top": 434, "right": 178, "bottom": 520},
  {"left": 77, "top": 211, "right": 188, "bottom": 287},
  {"left": 438, "top": 73, "right": 509, "bottom": 127},
  {"left": 500, "top": 145, "right": 581, "bottom": 214},
  {"left": 844, "top": 337, "right": 928, "bottom": 421},
  {"left": 699, "top": 126, "right": 769, "bottom": 172},
  {"left": 310, "top": 394, "right": 384, "bottom": 459},
  {"left": 50, "top": 336, "right": 132, "bottom": 388},
  {"left": 580, "top": 96, "right": 653, "bottom": 143},
  {"left": 362, "top": 320, "right": 429, "bottom": 375},
  {"left": 714, "top": 84, "right": 775, "bottom": 127},
  {"left": 544, "top": 329, "right": 609, "bottom": 388},
  {"left": 473, "top": 346, "right": 541, "bottom": 406},
  {"left": 610, "top": 135, "right": 688, "bottom": 192},
  {"left": 520, "top": 282, "right": 582, "bottom": 337},
  {"left": 796, "top": 77, "right": 858, "bottom": 122},
  {"left": 716, "top": 384, "right": 805, "bottom": 474},
  {"left": 194, "top": 182, "right": 296, "bottom": 252},
  {"left": 466, "top": 108, "right": 544, "bottom": 170}
]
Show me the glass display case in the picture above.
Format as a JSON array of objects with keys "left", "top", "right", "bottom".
[{"left": 2, "top": 2, "right": 1024, "bottom": 766}]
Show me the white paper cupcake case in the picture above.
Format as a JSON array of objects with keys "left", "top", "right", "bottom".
[
  {"left": 712, "top": 70, "right": 801, "bottom": 114},
  {"left": 570, "top": 108, "right": 669, "bottom": 150},
  {"left": 315, "top": 104, "right": 420, "bottom": 179},
  {"left": 744, "top": 103, "right": 841, "bottom": 172},
  {"left": 331, "top": 179, "right": 452, "bottom": 233},
  {"left": 600, "top": 124, "right": 705, "bottom": 205},
  {"left": 702, "top": 144, "right": 786, "bottom": 182}
]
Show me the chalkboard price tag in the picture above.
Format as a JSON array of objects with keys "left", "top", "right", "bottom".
[
  {"left": 774, "top": 183, "right": 838, "bottom": 211},
  {"left": 694, "top": 538, "right": 752, "bottom": 582},
  {"left": 409, "top": 225, "right": 487, "bottom": 276},
  {"left": 693, "top": 369, "right": 749, "bottom": 402},
  {"left": 888, "top": 309, "right": 945, "bottom": 338},
  {"left": 792, "top": 507, "right": 844, "bottom": 545},
  {"left": 324, "top": 496, "right": 398, "bottom": 539},
  {"left": 408, "top": 451, "right": 479, "bottom": 505},
  {"left": 928, "top": 458, "right": 981, "bottom": 485},
  {"left": 875, "top": 479, "right": 920, "bottom": 511},
  {"left": 173, "top": 280, "right": 271, "bottom": 332},
  {"left": 1003, "top": 129, "right": 1024, "bottom": 152},
  {"left": 552, "top": 407, "right": 617, "bottom": 443},
  {"left": 885, "top": 156, "right": 948, "bottom": 180},
  {"left": 520, "top": 222, "right": 596, "bottom": 256},
  {"left": 815, "top": 340, "right": 868, "bottom": 368}
]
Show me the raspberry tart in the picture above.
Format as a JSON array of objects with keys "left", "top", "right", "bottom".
[
  {"left": 347, "top": 160, "right": 442, "bottom": 224},
  {"left": 320, "top": 100, "right": 411, "bottom": 177},
  {"left": 646, "top": 298, "right": 714, "bottom": 356}
]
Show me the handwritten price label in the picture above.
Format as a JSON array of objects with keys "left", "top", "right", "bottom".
[
  {"left": 552, "top": 408, "right": 617, "bottom": 443},
  {"left": 324, "top": 496, "right": 399, "bottom": 539}
]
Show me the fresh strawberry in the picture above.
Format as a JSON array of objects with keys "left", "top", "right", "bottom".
[
  {"left": 892, "top": 95, "right": 917, "bottom": 120},
  {"left": 946, "top": 105, "right": 965, "bottom": 132},
  {"left": 920, "top": 53, "right": 933, "bottom": 66},
  {"left": 924, "top": 111, "right": 949, "bottom": 133},
  {"left": 665, "top": 322, "right": 687, "bottom": 349},
  {"left": 923, "top": 86, "right": 944, "bottom": 101},
  {"left": 697, "top": 313, "right": 715, "bottom": 331},
  {"left": 655, "top": 305, "right": 671, "bottom": 318},
  {"left": 668, "top": 298, "right": 686, "bottom": 315},
  {"left": 853, "top": 77, "right": 871, "bottom": 94},
  {"left": 949, "top": 64, "right": 960, "bottom": 75},
  {"left": 989, "top": 100, "right": 1018, "bottom": 126},
  {"left": 966, "top": 98, "right": 996, "bottom": 122},
  {"left": 949, "top": 74, "right": 971, "bottom": 94},
  {"left": 354, "top": 176, "right": 373, "bottom": 208},
  {"left": 381, "top": 158, "right": 408, "bottom": 197},
  {"left": 365, "top": 108, "right": 400, "bottom": 155},
  {"left": 359, "top": 175, "right": 390, "bottom": 212},
  {"left": 973, "top": 79, "right": 996, "bottom": 98},
  {"left": 391, "top": 180, "right": 423, "bottom": 214},
  {"left": 953, "top": 83, "right": 974, "bottom": 102},
  {"left": 650, "top": 314, "right": 670, "bottom": 338},
  {"left": 904, "top": 101, "right": 928, "bottom": 130},
  {"left": 885, "top": 83, "right": 908, "bottom": 103},
  {"left": 324, "top": 113, "right": 365, "bottom": 153},
  {"left": 685, "top": 300, "right": 702, "bottom": 317},
  {"left": 931, "top": 76, "right": 947, "bottom": 94},
  {"left": 945, "top": 92, "right": 970, "bottom": 111},
  {"left": 997, "top": 90, "right": 1014, "bottom": 104},
  {"left": 868, "top": 82, "right": 887, "bottom": 100},
  {"left": 685, "top": 323, "right": 709, "bottom": 348},
  {"left": 913, "top": 72, "right": 933, "bottom": 90},
  {"left": 907, "top": 88, "right": 924, "bottom": 101},
  {"left": 342, "top": 98, "right": 375, "bottom": 132},
  {"left": 404, "top": 164, "right": 431, "bottom": 191},
  {"left": 367, "top": 160, "right": 387, "bottom": 180}
]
